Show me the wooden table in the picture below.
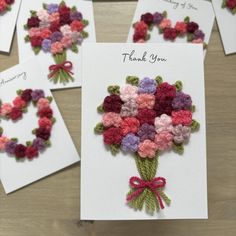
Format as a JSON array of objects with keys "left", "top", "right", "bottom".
[{"left": 0, "top": 1, "right": 236, "bottom": 235}]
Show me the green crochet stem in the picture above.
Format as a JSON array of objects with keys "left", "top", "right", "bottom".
[{"left": 127, "top": 155, "right": 171, "bottom": 214}]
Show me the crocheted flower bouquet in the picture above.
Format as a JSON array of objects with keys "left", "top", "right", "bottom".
[{"left": 95, "top": 76, "right": 199, "bottom": 214}]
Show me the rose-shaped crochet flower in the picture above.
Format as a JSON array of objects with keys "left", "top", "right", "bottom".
[
  {"left": 156, "top": 82, "right": 176, "bottom": 100},
  {"left": 120, "top": 100, "right": 138, "bottom": 117},
  {"left": 103, "top": 95, "right": 123, "bottom": 113},
  {"left": 137, "top": 123, "right": 156, "bottom": 142},
  {"left": 163, "top": 28, "right": 178, "bottom": 40},
  {"left": 120, "top": 84, "right": 138, "bottom": 102},
  {"left": 154, "top": 132, "right": 173, "bottom": 151},
  {"left": 38, "top": 117, "right": 53, "bottom": 130},
  {"left": 141, "top": 12, "right": 154, "bottom": 26},
  {"left": 0, "top": 103, "right": 13, "bottom": 116},
  {"left": 103, "top": 127, "right": 123, "bottom": 145},
  {"left": 121, "top": 133, "right": 140, "bottom": 153},
  {"left": 13, "top": 96, "right": 26, "bottom": 109},
  {"left": 138, "top": 140, "right": 157, "bottom": 158},
  {"left": 0, "top": 0, "right": 14, "bottom": 14},
  {"left": 186, "top": 22, "right": 199, "bottom": 33},
  {"left": 120, "top": 117, "right": 140, "bottom": 136},
  {"left": 37, "top": 98, "right": 50, "bottom": 110},
  {"left": 171, "top": 110, "right": 192, "bottom": 126},
  {"left": 134, "top": 21, "right": 148, "bottom": 38},
  {"left": 0, "top": 136, "right": 10, "bottom": 151},
  {"left": 136, "top": 108, "right": 157, "bottom": 125},
  {"left": 25, "top": 146, "right": 39, "bottom": 159},
  {"left": 159, "top": 19, "right": 171, "bottom": 30},
  {"left": 36, "top": 127, "right": 51, "bottom": 140},
  {"left": 172, "top": 124, "right": 191, "bottom": 144},
  {"left": 14, "top": 144, "right": 27, "bottom": 158},
  {"left": 102, "top": 112, "right": 122, "bottom": 128},
  {"left": 138, "top": 77, "right": 157, "bottom": 94},
  {"left": 174, "top": 22, "right": 187, "bottom": 34},
  {"left": 153, "top": 12, "right": 164, "bottom": 24},
  {"left": 136, "top": 94, "right": 155, "bottom": 109},
  {"left": 172, "top": 92, "right": 192, "bottom": 110},
  {"left": 38, "top": 107, "right": 53, "bottom": 119},
  {"left": 154, "top": 98, "right": 173, "bottom": 116},
  {"left": 5, "top": 140, "right": 17, "bottom": 155},
  {"left": 154, "top": 114, "right": 173, "bottom": 133},
  {"left": 9, "top": 107, "right": 22, "bottom": 121}
]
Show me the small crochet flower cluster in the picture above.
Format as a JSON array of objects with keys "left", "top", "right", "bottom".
[
  {"left": 24, "top": 1, "right": 89, "bottom": 55},
  {"left": 0, "top": 89, "right": 55, "bottom": 160},
  {"left": 222, "top": 0, "right": 236, "bottom": 14},
  {"left": 0, "top": 0, "right": 14, "bottom": 14},
  {"left": 133, "top": 11, "right": 206, "bottom": 46},
  {"left": 95, "top": 76, "right": 199, "bottom": 159}
]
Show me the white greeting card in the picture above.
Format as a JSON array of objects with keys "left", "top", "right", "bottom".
[
  {"left": 0, "top": 0, "right": 22, "bottom": 53},
  {"left": 17, "top": 0, "right": 96, "bottom": 90},
  {"left": 212, "top": 0, "right": 236, "bottom": 55},
  {"left": 0, "top": 58, "right": 80, "bottom": 193},
  {"left": 127, "top": 0, "right": 215, "bottom": 58},
  {"left": 80, "top": 43, "right": 207, "bottom": 220}
]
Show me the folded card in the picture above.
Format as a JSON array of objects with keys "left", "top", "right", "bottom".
[
  {"left": 0, "top": 0, "right": 22, "bottom": 53},
  {"left": 0, "top": 58, "right": 80, "bottom": 193},
  {"left": 17, "top": 0, "right": 96, "bottom": 90},
  {"left": 80, "top": 43, "right": 207, "bottom": 220},
  {"left": 212, "top": 0, "right": 236, "bottom": 55},
  {"left": 127, "top": 0, "right": 215, "bottom": 58}
]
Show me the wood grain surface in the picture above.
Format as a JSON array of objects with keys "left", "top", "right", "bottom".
[{"left": 0, "top": 1, "right": 236, "bottom": 235}]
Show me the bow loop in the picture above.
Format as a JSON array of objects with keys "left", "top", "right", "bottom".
[{"left": 48, "top": 61, "right": 74, "bottom": 79}]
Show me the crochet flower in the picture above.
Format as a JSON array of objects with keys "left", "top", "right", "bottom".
[
  {"left": 138, "top": 140, "right": 158, "bottom": 158},
  {"left": 121, "top": 133, "right": 140, "bottom": 153},
  {"left": 153, "top": 12, "right": 164, "bottom": 24},
  {"left": 0, "top": 103, "right": 13, "bottom": 116},
  {"left": 29, "top": 28, "right": 41, "bottom": 37},
  {"left": 36, "top": 127, "right": 51, "bottom": 140},
  {"left": 70, "top": 20, "right": 84, "bottom": 32},
  {"left": 154, "top": 99, "right": 173, "bottom": 116},
  {"left": 171, "top": 110, "right": 192, "bottom": 126},
  {"left": 141, "top": 12, "right": 154, "bottom": 26},
  {"left": 174, "top": 22, "right": 187, "bottom": 34},
  {"left": 21, "top": 89, "right": 33, "bottom": 102},
  {"left": 38, "top": 107, "right": 53, "bottom": 119},
  {"left": 102, "top": 112, "right": 122, "bottom": 128},
  {"left": 155, "top": 82, "right": 176, "bottom": 100},
  {"left": 136, "top": 108, "right": 157, "bottom": 125},
  {"left": 134, "top": 21, "right": 148, "bottom": 38},
  {"left": 14, "top": 144, "right": 27, "bottom": 158},
  {"left": 47, "top": 3, "right": 59, "bottom": 14},
  {"left": 25, "top": 146, "right": 39, "bottom": 159},
  {"left": 51, "top": 42, "right": 64, "bottom": 54},
  {"left": 37, "top": 98, "right": 50, "bottom": 110},
  {"left": 154, "top": 132, "right": 173, "bottom": 151},
  {"left": 40, "top": 29, "right": 52, "bottom": 39},
  {"left": 172, "top": 124, "right": 191, "bottom": 144},
  {"left": 193, "top": 30, "right": 205, "bottom": 40},
  {"left": 120, "top": 84, "right": 138, "bottom": 102},
  {"left": 42, "top": 39, "right": 52, "bottom": 52},
  {"left": 154, "top": 114, "right": 173, "bottom": 133},
  {"left": 27, "top": 16, "right": 40, "bottom": 28},
  {"left": 38, "top": 117, "right": 53, "bottom": 130},
  {"left": 226, "top": 0, "right": 236, "bottom": 9},
  {"left": 32, "top": 138, "right": 46, "bottom": 151},
  {"left": 51, "top": 31, "right": 63, "bottom": 43},
  {"left": 0, "top": 136, "right": 9, "bottom": 151},
  {"left": 120, "top": 117, "right": 140, "bottom": 135},
  {"left": 5, "top": 140, "right": 17, "bottom": 155},
  {"left": 13, "top": 96, "right": 26, "bottom": 109},
  {"left": 120, "top": 100, "right": 138, "bottom": 117},
  {"left": 163, "top": 28, "right": 178, "bottom": 40},
  {"left": 172, "top": 92, "right": 192, "bottom": 110},
  {"left": 137, "top": 123, "right": 156, "bottom": 142},
  {"left": 9, "top": 107, "right": 22, "bottom": 120},
  {"left": 159, "top": 19, "right": 171, "bottom": 30},
  {"left": 37, "top": 9, "right": 49, "bottom": 22},
  {"left": 186, "top": 22, "right": 199, "bottom": 33},
  {"left": 103, "top": 127, "right": 123, "bottom": 145},
  {"left": 31, "top": 89, "right": 45, "bottom": 102},
  {"left": 136, "top": 94, "right": 155, "bottom": 109},
  {"left": 103, "top": 95, "right": 123, "bottom": 113},
  {"left": 138, "top": 77, "right": 157, "bottom": 94}
]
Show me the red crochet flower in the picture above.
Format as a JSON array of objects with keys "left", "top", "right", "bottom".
[
  {"left": 134, "top": 21, "right": 148, "bottom": 36},
  {"left": 154, "top": 98, "right": 173, "bottom": 116},
  {"left": 21, "top": 89, "right": 33, "bottom": 102},
  {"left": 14, "top": 144, "right": 27, "bottom": 158},
  {"left": 171, "top": 110, "right": 192, "bottom": 126},
  {"left": 186, "top": 22, "right": 199, "bottom": 33},
  {"left": 141, "top": 12, "right": 154, "bottom": 26},
  {"left": 103, "top": 127, "right": 123, "bottom": 145},
  {"left": 60, "top": 13, "right": 71, "bottom": 25},
  {"left": 38, "top": 107, "right": 53, "bottom": 119},
  {"left": 6, "top": 0, "right": 15, "bottom": 4},
  {"left": 36, "top": 127, "right": 51, "bottom": 140},
  {"left": 226, "top": 0, "right": 236, "bottom": 9},
  {"left": 163, "top": 28, "right": 178, "bottom": 40},
  {"left": 27, "top": 16, "right": 40, "bottom": 28},
  {"left": 133, "top": 32, "right": 145, "bottom": 42},
  {"left": 120, "top": 117, "right": 140, "bottom": 135},
  {"left": 30, "top": 36, "right": 43, "bottom": 47},
  {"left": 9, "top": 107, "right": 22, "bottom": 120},
  {"left": 58, "top": 4, "right": 71, "bottom": 15},
  {"left": 155, "top": 82, "right": 176, "bottom": 100},
  {"left": 136, "top": 108, "right": 157, "bottom": 125},
  {"left": 50, "top": 21, "right": 60, "bottom": 32},
  {"left": 25, "top": 146, "right": 39, "bottom": 159},
  {"left": 103, "top": 95, "right": 123, "bottom": 113}
]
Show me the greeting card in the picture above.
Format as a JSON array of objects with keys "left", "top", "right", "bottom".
[
  {"left": 17, "top": 0, "right": 96, "bottom": 90},
  {"left": 127, "top": 0, "right": 215, "bottom": 57},
  {"left": 0, "top": 0, "right": 22, "bottom": 53},
  {"left": 212, "top": 0, "right": 236, "bottom": 54},
  {"left": 80, "top": 43, "right": 207, "bottom": 220},
  {"left": 0, "top": 58, "right": 80, "bottom": 193}
]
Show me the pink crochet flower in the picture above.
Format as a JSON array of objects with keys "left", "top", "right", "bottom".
[
  {"left": 136, "top": 94, "right": 155, "bottom": 109},
  {"left": 192, "top": 38, "right": 204, "bottom": 44},
  {"left": 102, "top": 112, "right": 122, "bottom": 128},
  {"left": 29, "top": 28, "right": 41, "bottom": 37},
  {"left": 154, "top": 114, "right": 173, "bottom": 133},
  {"left": 155, "top": 132, "right": 173, "bottom": 151},
  {"left": 172, "top": 124, "right": 191, "bottom": 144},
  {"left": 70, "top": 20, "right": 84, "bottom": 32},
  {"left": 0, "top": 103, "right": 13, "bottom": 116},
  {"left": 120, "top": 100, "right": 138, "bottom": 117},
  {"left": 0, "top": 136, "right": 10, "bottom": 151},
  {"left": 171, "top": 110, "right": 192, "bottom": 126},
  {"left": 37, "top": 98, "right": 50, "bottom": 110},
  {"left": 0, "top": 0, "right": 7, "bottom": 12},
  {"left": 48, "top": 12, "right": 60, "bottom": 23},
  {"left": 40, "top": 29, "right": 52, "bottom": 39},
  {"left": 138, "top": 140, "right": 158, "bottom": 158},
  {"left": 38, "top": 117, "right": 53, "bottom": 130},
  {"left": 37, "top": 9, "right": 49, "bottom": 22},
  {"left": 51, "top": 42, "right": 64, "bottom": 54},
  {"left": 13, "top": 96, "right": 26, "bottom": 109},
  {"left": 60, "top": 25, "right": 72, "bottom": 36},
  {"left": 159, "top": 19, "right": 172, "bottom": 30},
  {"left": 120, "top": 84, "right": 138, "bottom": 102},
  {"left": 61, "top": 35, "right": 73, "bottom": 48},
  {"left": 174, "top": 22, "right": 187, "bottom": 34},
  {"left": 120, "top": 117, "right": 140, "bottom": 135}
]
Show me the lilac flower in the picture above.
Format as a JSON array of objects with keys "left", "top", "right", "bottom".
[
  {"left": 172, "top": 125, "right": 191, "bottom": 144},
  {"left": 5, "top": 141, "right": 17, "bottom": 155},
  {"left": 172, "top": 92, "right": 192, "bottom": 110},
  {"left": 137, "top": 123, "right": 156, "bottom": 142},
  {"left": 31, "top": 89, "right": 45, "bottom": 102},
  {"left": 120, "top": 100, "right": 138, "bottom": 117},
  {"left": 47, "top": 4, "right": 59, "bottom": 14},
  {"left": 138, "top": 77, "right": 157, "bottom": 94},
  {"left": 71, "top": 32, "right": 83, "bottom": 44},
  {"left": 39, "top": 21, "right": 50, "bottom": 29},
  {"left": 51, "top": 31, "right": 63, "bottom": 43},
  {"left": 70, "top": 11, "right": 83, "bottom": 21},
  {"left": 42, "top": 39, "right": 52, "bottom": 52},
  {"left": 153, "top": 12, "right": 164, "bottom": 24},
  {"left": 193, "top": 30, "right": 205, "bottom": 40},
  {"left": 32, "top": 138, "right": 46, "bottom": 151},
  {"left": 121, "top": 134, "right": 140, "bottom": 153}
]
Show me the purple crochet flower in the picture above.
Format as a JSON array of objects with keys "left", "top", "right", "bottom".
[
  {"left": 121, "top": 133, "right": 140, "bottom": 153},
  {"left": 42, "top": 39, "right": 51, "bottom": 52},
  {"left": 172, "top": 92, "right": 192, "bottom": 110},
  {"left": 5, "top": 141, "right": 17, "bottom": 155},
  {"left": 70, "top": 11, "right": 83, "bottom": 21},
  {"left": 193, "top": 30, "right": 205, "bottom": 40},
  {"left": 138, "top": 77, "right": 157, "bottom": 94},
  {"left": 47, "top": 4, "right": 59, "bottom": 14},
  {"left": 32, "top": 138, "right": 46, "bottom": 151},
  {"left": 51, "top": 31, "right": 63, "bottom": 43},
  {"left": 172, "top": 125, "right": 191, "bottom": 144},
  {"left": 153, "top": 12, "right": 164, "bottom": 24},
  {"left": 137, "top": 123, "right": 156, "bottom": 142},
  {"left": 31, "top": 89, "right": 45, "bottom": 102}
]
